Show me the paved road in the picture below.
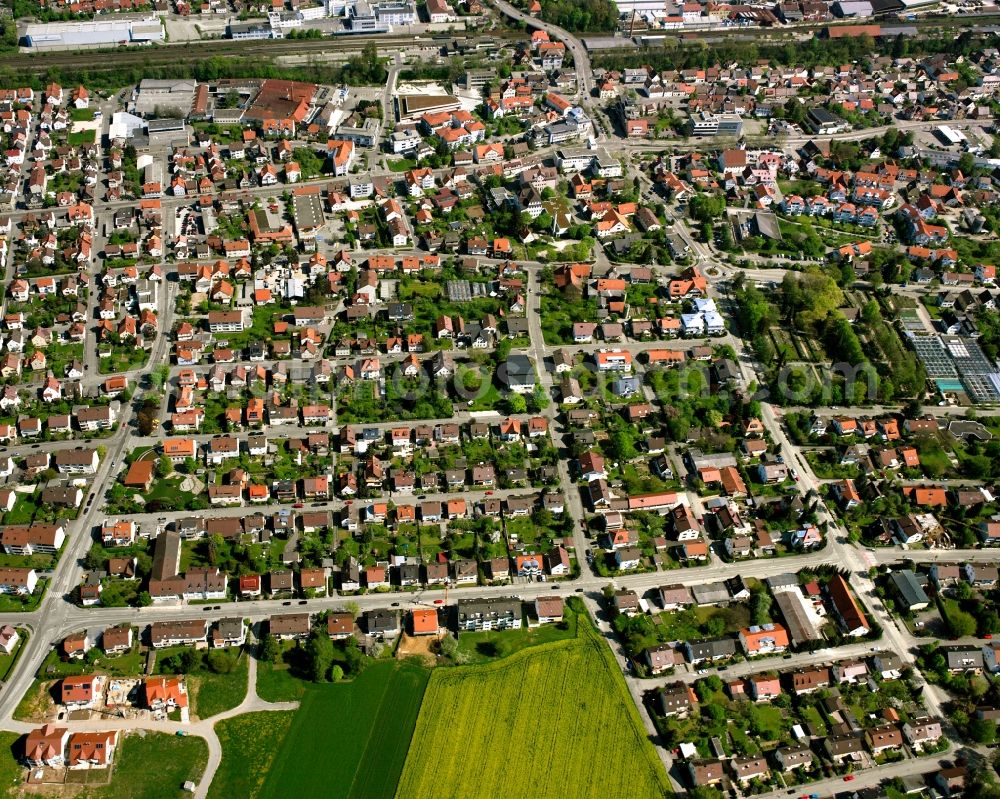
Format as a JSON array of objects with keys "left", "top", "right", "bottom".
[
  {"left": 0, "top": 546, "right": 842, "bottom": 640},
  {"left": 485, "top": 0, "right": 594, "bottom": 99},
  {"left": 777, "top": 404, "right": 977, "bottom": 420},
  {"left": 752, "top": 750, "right": 954, "bottom": 799},
  {"left": 875, "top": 548, "right": 1000, "bottom": 564},
  {"left": 636, "top": 640, "right": 879, "bottom": 691},
  {"left": 0, "top": 107, "right": 988, "bottom": 797}
]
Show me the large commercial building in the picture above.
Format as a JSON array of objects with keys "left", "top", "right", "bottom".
[
  {"left": 689, "top": 112, "right": 743, "bottom": 138},
  {"left": 23, "top": 16, "right": 164, "bottom": 49},
  {"left": 227, "top": 21, "right": 276, "bottom": 39}
]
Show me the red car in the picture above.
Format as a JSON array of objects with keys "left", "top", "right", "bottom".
[
  {"left": 986, "top": 634, "right": 993, "bottom": 640},
  {"left": 485, "top": 490, "right": 494, "bottom": 495},
  {"left": 433, "top": 599, "right": 444, "bottom": 605},
  {"left": 844, "top": 775, "right": 855, "bottom": 782},
  {"left": 293, "top": 503, "right": 303, "bottom": 508}
]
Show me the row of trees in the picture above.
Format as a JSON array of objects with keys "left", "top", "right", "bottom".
[
  {"left": 538, "top": 0, "right": 619, "bottom": 33},
  {"left": 257, "top": 627, "right": 369, "bottom": 683},
  {"left": 0, "top": 44, "right": 386, "bottom": 97},
  {"left": 593, "top": 28, "right": 998, "bottom": 77},
  {"left": 159, "top": 647, "right": 239, "bottom": 676}
]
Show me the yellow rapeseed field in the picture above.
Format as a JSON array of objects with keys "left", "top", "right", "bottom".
[{"left": 396, "top": 618, "right": 671, "bottom": 799}]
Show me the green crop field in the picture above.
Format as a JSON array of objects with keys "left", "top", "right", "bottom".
[
  {"left": 395, "top": 617, "right": 671, "bottom": 799},
  {"left": 209, "top": 711, "right": 295, "bottom": 799},
  {"left": 259, "top": 661, "right": 429, "bottom": 799}
]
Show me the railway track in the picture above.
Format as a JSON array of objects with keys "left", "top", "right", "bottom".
[
  {"left": 0, "top": 30, "right": 520, "bottom": 72},
  {"left": 6, "top": 7, "right": 997, "bottom": 73},
  {"left": 611, "top": 10, "right": 1000, "bottom": 48}
]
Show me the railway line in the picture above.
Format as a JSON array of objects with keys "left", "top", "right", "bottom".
[
  {"left": 0, "top": 30, "right": 519, "bottom": 72},
  {"left": 5, "top": 5, "right": 1000, "bottom": 75},
  {"left": 597, "top": 9, "right": 1000, "bottom": 49}
]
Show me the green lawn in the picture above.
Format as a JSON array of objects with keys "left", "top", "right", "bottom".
[
  {"left": 0, "top": 580, "right": 46, "bottom": 613},
  {"left": 77, "top": 732, "right": 208, "bottom": 799},
  {"left": 387, "top": 158, "right": 417, "bottom": 172},
  {"left": 259, "top": 661, "right": 429, "bottom": 799},
  {"left": 256, "top": 652, "right": 308, "bottom": 703},
  {"left": 208, "top": 711, "right": 295, "bottom": 799},
  {"left": 145, "top": 476, "right": 196, "bottom": 507},
  {"left": 212, "top": 305, "right": 287, "bottom": 352},
  {"left": 1, "top": 494, "right": 40, "bottom": 525},
  {"left": 0, "top": 732, "right": 21, "bottom": 797},
  {"left": 190, "top": 655, "right": 249, "bottom": 719},
  {"left": 0, "top": 552, "right": 53, "bottom": 571},
  {"left": 396, "top": 614, "right": 670, "bottom": 799},
  {"left": 99, "top": 346, "right": 149, "bottom": 375},
  {"left": 67, "top": 129, "right": 96, "bottom": 147},
  {"left": 455, "top": 604, "right": 579, "bottom": 665},
  {"left": 36, "top": 643, "right": 145, "bottom": 680},
  {"left": 799, "top": 704, "right": 828, "bottom": 734},
  {"left": 0, "top": 631, "right": 27, "bottom": 682}
]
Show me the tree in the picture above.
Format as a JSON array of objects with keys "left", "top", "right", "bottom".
[
  {"left": 531, "top": 385, "right": 550, "bottom": 411},
  {"left": 306, "top": 630, "right": 334, "bottom": 682},
  {"left": 156, "top": 455, "right": 172, "bottom": 478},
  {"left": 258, "top": 633, "right": 280, "bottom": 663},
  {"left": 344, "top": 637, "right": 367, "bottom": 676},
  {"left": 750, "top": 587, "right": 772, "bottom": 626},
  {"left": 207, "top": 649, "right": 237, "bottom": 674},
  {"left": 438, "top": 634, "right": 458, "bottom": 659},
  {"left": 969, "top": 717, "right": 997, "bottom": 745},
  {"left": 607, "top": 424, "right": 638, "bottom": 462},
  {"left": 959, "top": 152, "right": 976, "bottom": 177},
  {"left": 83, "top": 544, "right": 103, "bottom": 572},
  {"left": 695, "top": 675, "right": 723, "bottom": 699},
  {"left": 506, "top": 393, "right": 527, "bottom": 414},
  {"left": 946, "top": 607, "right": 978, "bottom": 639},
  {"left": 330, "top": 664, "right": 345, "bottom": 682},
  {"left": 137, "top": 408, "right": 156, "bottom": 436},
  {"left": 689, "top": 194, "right": 726, "bottom": 223}
]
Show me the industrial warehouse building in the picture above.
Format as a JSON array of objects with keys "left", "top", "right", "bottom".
[{"left": 23, "top": 16, "right": 164, "bottom": 49}]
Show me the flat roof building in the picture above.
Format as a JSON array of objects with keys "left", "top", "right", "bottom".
[
  {"left": 399, "top": 94, "right": 461, "bottom": 120},
  {"left": 24, "top": 16, "right": 164, "bottom": 49}
]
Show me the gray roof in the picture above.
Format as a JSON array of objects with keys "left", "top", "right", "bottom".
[
  {"left": 766, "top": 572, "right": 799, "bottom": 590},
  {"left": 213, "top": 617, "right": 244, "bottom": 640},
  {"left": 826, "top": 733, "right": 864, "bottom": 755},
  {"left": 776, "top": 745, "right": 812, "bottom": 766},
  {"left": 773, "top": 591, "right": 823, "bottom": 645},
  {"left": 945, "top": 647, "right": 984, "bottom": 670},
  {"left": 457, "top": 597, "right": 521, "bottom": 622},
  {"left": 692, "top": 581, "right": 730, "bottom": 605},
  {"left": 685, "top": 637, "right": 736, "bottom": 660},
  {"left": 365, "top": 609, "right": 399, "bottom": 633},
  {"left": 658, "top": 682, "right": 695, "bottom": 714},
  {"left": 890, "top": 569, "right": 930, "bottom": 609}
]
